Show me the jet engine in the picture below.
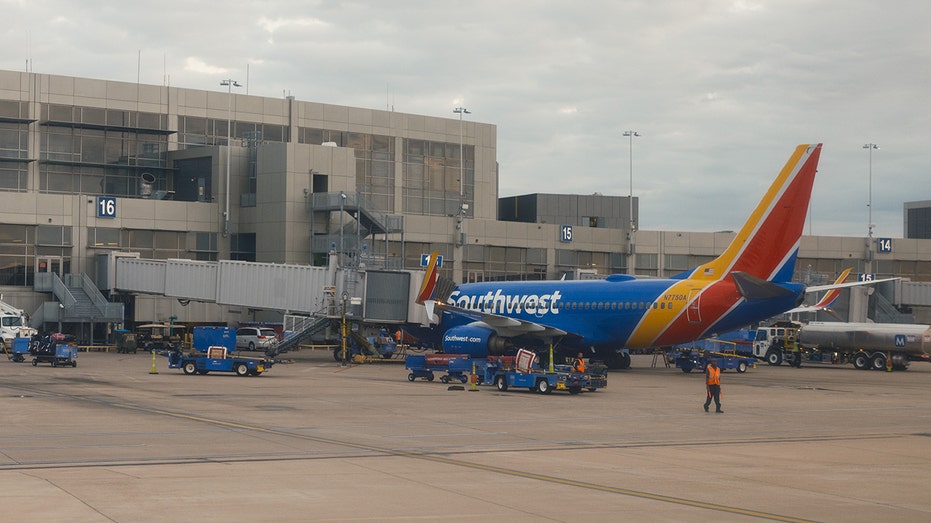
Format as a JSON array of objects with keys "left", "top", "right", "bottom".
[{"left": 441, "top": 325, "right": 511, "bottom": 358}]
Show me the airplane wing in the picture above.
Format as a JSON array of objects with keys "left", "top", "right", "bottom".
[
  {"left": 426, "top": 299, "right": 570, "bottom": 339},
  {"left": 787, "top": 268, "right": 898, "bottom": 314},
  {"left": 804, "top": 277, "right": 898, "bottom": 293}
]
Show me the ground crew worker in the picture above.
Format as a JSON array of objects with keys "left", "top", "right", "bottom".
[
  {"left": 789, "top": 334, "right": 802, "bottom": 368},
  {"left": 704, "top": 359, "right": 723, "bottom": 413},
  {"left": 573, "top": 352, "right": 586, "bottom": 373}
]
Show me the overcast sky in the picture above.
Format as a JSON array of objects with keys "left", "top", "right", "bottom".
[{"left": 4, "top": 0, "right": 929, "bottom": 237}]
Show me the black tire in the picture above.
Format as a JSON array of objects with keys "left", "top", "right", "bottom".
[
  {"left": 248, "top": 342, "right": 256, "bottom": 351},
  {"left": 737, "top": 361, "right": 748, "bottom": 373},
  {"left": 427, "top": 373, "right": 434, "bottom": 381},
  {"left": 32, "top": 359, "right": 37, "bottom": 366},
  {"left": 495, "top": 375, "right": 509, "bottom": 391},
  {"left": 182, "top": 362, "right": 197, "bottom": 375},
  {"left": 235, "top": 363, "right": 249, "bottom": 377},
  {"left": 852, "top": 352, "right": 870, "bottom": 370},
  {"left": 568, "top": 386, "right": 582, "bottom": 395},
  {"left": 408, "top": 373, "right": 415, "bottom": 382},
  {"left": 766, "top": 349, "right": 783, "bottom": 366},
  {"left": 682, "top": 367, "right": 692, "bottom": 373},
  {"left": 536, "top": 379, "right": 552, "bottom": 394},
  {"left": 439, "top": 375, "right": 449, "bottom": 384},
  {"left": 72, "top": 361, "right": 77, "bottom": 368},
  {"left": 602, "top": 350, "right": 631, "bottom": 370},
  {"left": 870, "top": 353, "right": 886, "bottom": 371}
]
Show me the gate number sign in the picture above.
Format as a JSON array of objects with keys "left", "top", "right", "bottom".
[{"left": 97, "top": 197, "right": 117, "bottom": 218}]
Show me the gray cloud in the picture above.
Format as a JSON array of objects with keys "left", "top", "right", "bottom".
[{"left": 5, "top": 0, "right": 928, "bottom": 236}]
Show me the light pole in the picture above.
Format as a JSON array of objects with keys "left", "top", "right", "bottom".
[
  {"left": 453, "top": 106, "right": 470, "bottom": 244},
  {"left": 863, "top": 143, "right": 879, "bottom": 274},
  {"left": 339, "top": 192, "right": 347, "bottom": 265},
  {"left": 623, "top": 130, "right": 640, "bottom": 275},
  {"left": 220, "top": 79, "right": 241, "bottom": 237}
]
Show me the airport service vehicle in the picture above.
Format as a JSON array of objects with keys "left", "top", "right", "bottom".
[
  {"left": 752, "top": 321, "right": 931, "bottom": 371},
  {"left": 334, "top": 328, "right": 398, "bottom": 362},
  {"left": 235, "top": 326, "right": 279, "bottom": 352},
  {"left": 167, "top": 346, "right": 272, "bottom": 376},
  {"left": 405, "top": 349, "right": 607, "bottom": 394},
  {"left": 483, "top": 350, "right": 608, "bottom": 394},
  {"left": 0, "top": 299, "right": 37, "bottom": 348},
  {"left": 29, "top": 334, "right": 78, "bottom": 367},
  {"left": 671, "top": 348, "right": 756, "bottom": 374},
  {"left": 405, "top": 353, "right": 473, "bottom": 383},
  {"left": 164, "top": 326, "right": 276, "bottom": 376},
  {"left": 8, "top": 336, "right": 30, "bottom": 362}
]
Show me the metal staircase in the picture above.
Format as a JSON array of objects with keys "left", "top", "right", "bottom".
[
  {"left": 33, "top": 272, "right": 124, "bottom": 329},
  {"left": 274, "top": 315, "right": 333, "bottom": 354}
]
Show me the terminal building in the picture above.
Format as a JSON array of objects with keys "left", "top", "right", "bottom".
[{"left": 1, "top": 69, "right": 930, "bottom": 340}]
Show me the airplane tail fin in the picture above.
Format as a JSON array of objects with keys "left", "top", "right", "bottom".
[
  {"left": 688, "top": 143, "right": 822, "bottom": 283},
  {"left": 415, "top": 251, "right": 441, "bottom": 304},
  {"left": 811, "top": 268, "right": 852, "bottom": 309}
]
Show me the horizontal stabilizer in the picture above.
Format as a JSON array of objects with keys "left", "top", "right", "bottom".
[{"left": 731, "top": 271, "right": 793, "bottom": 300}]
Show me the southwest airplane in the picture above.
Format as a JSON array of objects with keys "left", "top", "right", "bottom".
[{"left": 417, "top": 144, "right": 826, "bottom": 369}]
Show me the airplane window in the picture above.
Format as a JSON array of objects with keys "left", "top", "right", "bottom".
[
  {"left": 598, "top": 302, "right": 604, "bottom": 310},
  {"left": 660, "top": 302, "right": 665, "bottom": 309}
]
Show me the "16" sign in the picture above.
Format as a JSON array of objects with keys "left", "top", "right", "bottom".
[{"left": 97, "top": 197, "right": 117, "bottom": 218}]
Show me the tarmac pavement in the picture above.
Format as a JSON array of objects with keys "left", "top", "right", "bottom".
[{"left": 2, "top": 350, "right": 930, "bottom": 522}]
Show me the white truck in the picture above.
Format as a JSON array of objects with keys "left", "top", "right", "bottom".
[
  {"left": 752, "top": 321, "right": 931, "bottom": 371},
  {"left": 0, "top": 298, "right": 37, "bottom": 348}
]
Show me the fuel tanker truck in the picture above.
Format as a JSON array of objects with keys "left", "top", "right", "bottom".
[{"left": 752, "top": 321, "right": 931, "bottom": 371}]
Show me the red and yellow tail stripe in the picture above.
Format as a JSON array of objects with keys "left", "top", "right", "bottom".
[
  {"left": 813, "top": 268, "right": 851, "bottom": 309},
  {"left": 627, "top": 144, "right": 822, "bottom": 348},
  {"left": 416, "top": 250, "right": 440, "bottom": 304}
]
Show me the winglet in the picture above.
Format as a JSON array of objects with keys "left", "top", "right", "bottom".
[{"left": 416, "top": 250, "right": 440, "bottom": 304}]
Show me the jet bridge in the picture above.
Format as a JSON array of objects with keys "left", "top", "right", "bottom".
[{"left": 100, "top": 253, "right": 429, "bottom": 327}]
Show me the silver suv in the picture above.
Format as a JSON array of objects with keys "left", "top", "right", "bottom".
[{"left": 235, "top": 327, "right": 279, "bottom": 351}]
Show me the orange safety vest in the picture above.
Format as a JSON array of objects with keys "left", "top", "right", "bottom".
[
  {"left": 574, "top": 357, "right": 585, "bottom": 373},
  {"left": 706, "top": 366, "right": 721, "bottom": 386}
]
